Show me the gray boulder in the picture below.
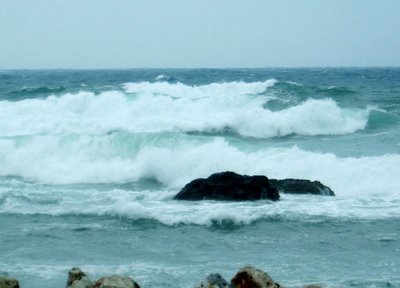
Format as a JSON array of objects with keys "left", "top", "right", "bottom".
[
  {"left": 66, "top": 267, "right": 92, "bottom": 288},
  {"left": 195, "top": 273, "right": 231, "bottom": 288},
  {"left": 0, "top": 277, "right": 19, "bottom": 288},
  {"left": 231, "top": 266, "right": 281, "bottom": 288},
  {"left": 92, "top": 275, "right": 140, "bottom": 288},
  {"left": 66, "top": 268, "right": 140, "bottom": 288}
]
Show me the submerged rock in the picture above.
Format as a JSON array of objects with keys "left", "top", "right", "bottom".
[
  {"left": 231, "top": 266, "right": 281, "bottom": 288},
  {"left": 269, "top": 179, "right": 335, "bottom": 196},
  {"left": 174, "top": 171, "right": 280, "bottom": 201},
  {"left": 0, "top": 277, "right": 19, "bottom": 288},
  {"left": 195, "top": 273, "right": 231, "bottom": 288}
]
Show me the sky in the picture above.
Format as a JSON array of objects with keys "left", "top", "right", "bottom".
[{"left": 1, "top": 0, "right": 399, "bottom": 69}]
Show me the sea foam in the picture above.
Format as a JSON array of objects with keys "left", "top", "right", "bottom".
[
  {"left": 0, "top": 137, "right": 399, "bottom": 199},
  {"left": 0, "top": 80, "right": 370, "bottom": 138},
  {"left": 1, "top": 79, "right": 398, "bottom": 224}
]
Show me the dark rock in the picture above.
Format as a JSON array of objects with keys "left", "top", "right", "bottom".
[
  {"left": 92, "top": 275, "right": 140, "bottom": 288},
  {"left": 195, "top": 273, "right": 231, "bottom": 288},
  {"left": 0, "top": 277, "right": 19, "bottom": 288},
  {"left": 174, "top": 171, "right": 279, "bottom": 201},
  {"left": 231, "top": 266, "right": 280, "bottom": 288},
  {"left": 269, "top": 179, "right": 335, "bottom": 196},
  {"left": 66, "top": 267, "right": 92, "bottom": 288}
]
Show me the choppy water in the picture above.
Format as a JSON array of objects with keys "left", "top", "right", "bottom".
[{"left": 0, "top": 68, "right": 399, "bottom": 287}]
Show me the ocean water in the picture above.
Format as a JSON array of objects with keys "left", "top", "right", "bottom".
[{"left": 0, "top": 68, "right": 399, "bottom": 288}]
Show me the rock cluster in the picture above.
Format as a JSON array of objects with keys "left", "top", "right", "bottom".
[
  {"left": 174, "top": 171, "right": 335, "bottom": 201},
  {"left": 195, "top": 266, "right": 322, "bottom": 288},
  {"left": 66, "top": 268, "right": 140, "bottom": 288},
  {"left": 1, "top": 266, "right": 323, "bottom": 288}
]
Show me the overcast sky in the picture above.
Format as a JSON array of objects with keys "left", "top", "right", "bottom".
[{"left": 1, "top": 0, "right": 399, "bottom": 69}]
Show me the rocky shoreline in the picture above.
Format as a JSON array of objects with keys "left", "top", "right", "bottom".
[{"left": 0, "top": 266, "right": 323, "bottom": 288}]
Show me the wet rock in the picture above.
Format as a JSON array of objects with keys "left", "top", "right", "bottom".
[
  {"left": 269, "top": 179, "right": 335, "bottom": 196},
  {"left": 231, "top": 266, "right": 280, "bottom": 288},
  {"left": 0, "top": 276, "right": 19, "bottom": 288},
  {"left": 174, "top": 171, "right": 280, "bottom": 201},
  {"left": 195, "top": 273, "right": 231, "bottom": 288},
  {"left": 66, "top": 267, "right": 92, "bottom": 288},
  {"left": 92, "top": 275, "right": 140, "bottom": 288}
]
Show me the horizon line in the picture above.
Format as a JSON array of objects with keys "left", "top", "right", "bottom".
[{"left": 1, "top": 65, "right": 400, "bottom": 71}]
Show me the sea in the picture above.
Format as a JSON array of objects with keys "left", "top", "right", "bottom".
[{"left": 0, "top": 68, "right": 399, "bottom": 288}]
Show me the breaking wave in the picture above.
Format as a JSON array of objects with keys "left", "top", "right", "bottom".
[{"left": 0, "top": 80, "right": 372, "bottom": 138}]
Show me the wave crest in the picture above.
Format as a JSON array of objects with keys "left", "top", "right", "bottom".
[{"left": 0, "top": 80, "right": 370, "bottom": 138}]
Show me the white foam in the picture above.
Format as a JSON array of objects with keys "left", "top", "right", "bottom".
[
  {"left": 0, "top": 80, "right": 369, "bottom": 138},
  {"left": 1, "top": 136, "right": 399, "bottom": 195},
  {"left": 122, "top": 79, "right": 277, "bottom": 99},
  {"left": 155, "top": 74, "right": 167, "bottom": 81},
  {"left": 2, "top": 184, "right": 400, "bottom": 225},
  {"left": 1, "top": 136, "right": 399, "bottom": 223},
  {"left": 0, "top": 80, "right": 398, "bottom": 222}
]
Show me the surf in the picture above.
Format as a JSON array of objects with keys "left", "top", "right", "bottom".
[{"left": 0, "top": 81, "right": 373, "bottom": 138}]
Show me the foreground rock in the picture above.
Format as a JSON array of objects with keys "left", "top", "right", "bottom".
[
  {"left": 195, "top": 273, "right": 231, "bottom": 288},
  {"left": 2, "top": 266, "right": 323, "bottom": 288},
  {"left": 231, "top": 266, "right": 281, "bottom": 288},
  {"left": 269, "top": 179, "right": 335, "bottom": 196},
  {"left": 195, "top": 266, "right": 324, "bottom": 288},
  {"left": 174, "top": 171, "right": 280, "bottom": 201},
  {"left": 66, "top": 267, "right": 92, "bottom": 288},
  {"left": 66, "top": 268, "right": 140, "bottom": 288},
  {"left": 92, "top": 276, "right": 140, "bottom": 288},
  {"left": 0, "top": 277, "right": 19, "bottom": 288}
]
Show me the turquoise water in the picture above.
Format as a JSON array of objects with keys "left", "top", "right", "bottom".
[{"left": 0, "top": 69, "right": 399, "bottom": 287}]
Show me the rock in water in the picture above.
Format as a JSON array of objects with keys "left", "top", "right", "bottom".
[
  {"left": 92, "top": 275, "right": 140, "bottom": 288},
  {"left": 231, "top": 266, "right": 280, "bottom": 288},
  {"left": 195, "top": 273, "right": 231, "bottom": 288},
  {"left": 0, "top": 277, "right": 19, "bottom": 288},
  {"left": 66, "top": 267, "right": 92, "bottom": 288},
  {"left": 174, "top": 171, "right": 280, "bottom": 201},
  {"left": 269, "top": 179, "right": 335, "bottom": 196}
]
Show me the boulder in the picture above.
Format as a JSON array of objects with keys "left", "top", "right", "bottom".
[
  {"left": 66, "top": 267, "right": 92, "bottom": 288},
  {"left": 231, "top": 266, "right": 280, "bottom": 288},
  {"left": 269, "top": 179, "right": 335, "bottom": 196},
  {"left": 0, "top": 277, "right": 19, "bottom": 288},
  {"left": 92, "top": 275, "right": 140, "bottom": 288},
  {"left": 174, "top": 172, "right": 280, "bottom": 201},
  {"left": 195, "top": 273, "right": 231, "bottom": 288},
  {"left": 65, "top": 268, "right": 140, "bottom": 288}
]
